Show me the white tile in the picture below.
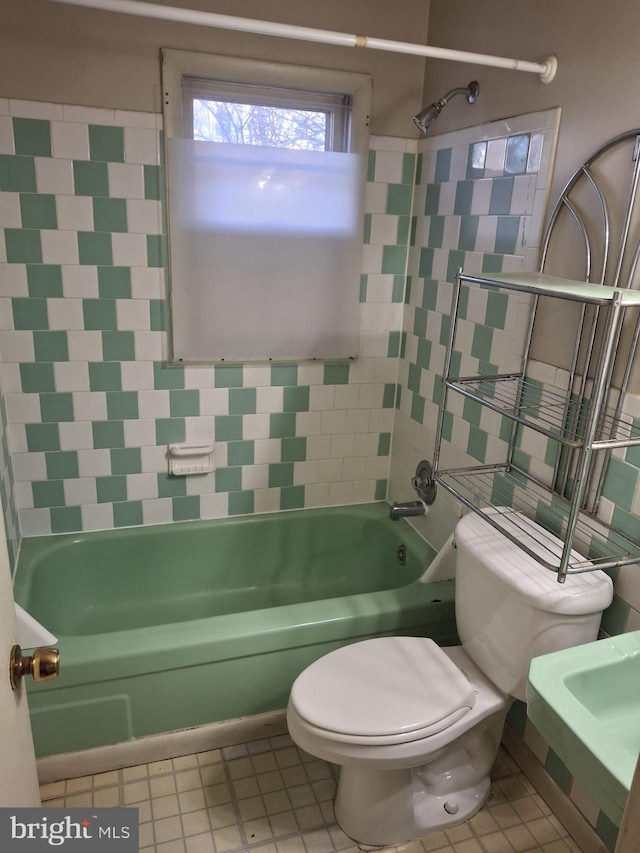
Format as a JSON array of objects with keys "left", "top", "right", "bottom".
[
  {"left": 0, "top": 115, "right": 14, "bottom": 154},
  {"left": 63, "top": 105, "right": 115, "bottom": 125},
  {"left": 6, "top": 392, "right": 40, "bottom": 423},
  {"left": 142, "top": 497, "right": 174, "bottom": 525},
  {"left": 54, "top": 361, "right": 90, "bottom": 392},
  {"left": 108, "top": 162, "right": 145, "bottom": 198},
  {"left": 72, "top": 391, "right": 108, "bottom": 421},
  {"left": 12, "top": 452, "right": 46, "bottom": 481},
  {"left": 56, "top": 195, "right": 93, "bottom": 231},
  {"left": 138, "top": 389, "right": 171, "bottom": 419},
  {"left": 134, "top": 330, "right": 164, "bottom": 361},
  {"left": 63, "top": 477, "right": 98, "bottom": 506},
  {"left": 10, "top": 99, "right": 63, "bottom": 120},
  {"left": 77, "top": 448, "right": 112, "bottom": 477},
  {"left": 59, "top": 421, "right": 94, "bottom": 451},
  {"left": 41, "top": 230, "right": 79, "bottom": 265},
  {"left": 111, "top": 232, "right": 148, "bottom": 267},
  {"left": 19, "top": 508, "right": 52, "bottom": 536},
  {"left": 115, "top": 110, "right": 158, "bottom": 130},
  {"left": 35, "top": 157, "right": 74, "bottom": 195},
  {"left": 0, "top": 264, "right": 28, "bottom": 296},
  {"left": 131, "top": 267, "right": 165, "bottom": 299},
  {"left": 61, "top": 264, "right": 99, "bottom": 298},
  {"left": 0, "top": 362, "right": 21, "bottom": 393},
  {"left": 0, "top": 192, "right": 21, "bottom": 227},
  {"left": 67, "top": 330, "right": 103, "bottom": 361},
  {"left": 47, "top": 296, "right": 84, "bottom": 330},
  {"left": 81, "top": 502, "right": 114, "bottom": 531},
  {"left": 127, "top": 198, "right": 162, "bottom": 233},
  {"left": 121, "top": 360, "right": 154, "bottom": 391},
  {"left": 124, "top": 127, "right": 160, "bottom": 165},
  {"left": 116, "top": 298, "right": 149, "bottom": 331},
  {"left": 124, "top": 418, "right": 157, "bottom": 448},
  {"left": 51, "top": 121, "right": 90, "bottom": 160},
  {"left": 243, "top": 413, "right": 270, "bottom": 440}
]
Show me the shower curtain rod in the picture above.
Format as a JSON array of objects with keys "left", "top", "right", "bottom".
[{"left": 49, "top": 0, "right": 558, "bottom": 83}]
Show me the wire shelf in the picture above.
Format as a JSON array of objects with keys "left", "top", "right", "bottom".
[{"left": 436, "top": 465, "right": 640, "bottom": 576}]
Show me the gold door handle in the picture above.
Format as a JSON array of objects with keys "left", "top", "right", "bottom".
[{"left": 9, "top": 644, "right": 60, "bottom": 691}]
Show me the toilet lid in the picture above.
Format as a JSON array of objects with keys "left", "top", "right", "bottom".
[{"left": 291, "top": 637, "right": 476, "bottom": 739}]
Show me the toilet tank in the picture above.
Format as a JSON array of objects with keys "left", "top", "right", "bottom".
[{"left": 454, "top": 509, "right": 613, "bottom": 701}]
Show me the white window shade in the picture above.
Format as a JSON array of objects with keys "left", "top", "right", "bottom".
[{"left": 167, "top": 138, "right": 363, "bottom": 362}]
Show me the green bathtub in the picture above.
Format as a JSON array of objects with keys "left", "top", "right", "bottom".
[{"left": 13, "top": 502, "right": 457, "bottom": 757}]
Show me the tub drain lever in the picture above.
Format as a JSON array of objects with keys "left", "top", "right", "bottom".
[{"left": 9, "top": 644, "right": 60, "bottom": 691}]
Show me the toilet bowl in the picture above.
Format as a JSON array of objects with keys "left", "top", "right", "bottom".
[
  {"left": 286, "top": 509, "right": 614, "bottom": 847},
  {"left": 287, "top": 638, "right": 508, "bottom": 844}
]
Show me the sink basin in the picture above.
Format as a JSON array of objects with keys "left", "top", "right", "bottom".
[{"left": 528, "top": 631, "right": 640, "bottom": 826}]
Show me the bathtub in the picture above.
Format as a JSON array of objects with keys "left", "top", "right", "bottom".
[{"left": 13, "top": 502, "right": 457, "bottom": 758}]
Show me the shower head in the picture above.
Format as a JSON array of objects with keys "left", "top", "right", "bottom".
[{"left": 413, "top": 81, "right": 479, "bottom": 134}]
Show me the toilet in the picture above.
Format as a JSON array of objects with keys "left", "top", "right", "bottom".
[{"left": 286, "top": 509, "right": 613, "bottom": 846}]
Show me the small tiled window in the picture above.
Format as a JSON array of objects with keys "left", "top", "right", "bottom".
[{"left": 162, "top": 50, "right": 371, "bottom": 363}]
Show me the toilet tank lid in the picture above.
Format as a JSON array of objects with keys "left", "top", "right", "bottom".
[{"left": 455, "top": 509, "right": 613, "bottom": 614}]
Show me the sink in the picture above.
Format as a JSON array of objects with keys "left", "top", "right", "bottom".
[{"left": 527, "top": 631, "right": 640, "bottom": 826}]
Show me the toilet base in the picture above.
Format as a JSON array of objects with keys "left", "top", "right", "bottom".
[{"left": 333, "top": 713, "right": 505, "bottom": 847}]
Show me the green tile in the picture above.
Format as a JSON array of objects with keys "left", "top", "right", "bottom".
[
  {"left": 366, "top": 149, "right": 376, "bottom": 182},
  {"left": 359, "top": 274, "right": 367, "bottom": 303},
  {"left": 93, "top": 197, "right": 128, "bottom": 232},
  {"left": 410, "top": 392, "right": 425, "bottom": 423},
  {"left": 229, "top": 388, "right": 256, "bottom": 415},
  {"left": 467, "top": 425, "right": 488, "bottom": 462},
  {"left": 463, "top": 396, "right": 483, "bottom": 427},
  {"left": 494, "top": 216, "right": 520, "bottom": 255},
  {"left": 20, "top": 194, "right": 57, "bottom": 229},
  {"left": 454, "top": 180, "right": 474, "bottom": 215},
  {"left": 82, "top": 298, "right": 116, "bottom": 330},
  {"left": 505, "top": 134, "right": 529, "bottom": 175},
  {"left": 270, "top": 364, "right": 297, "bottom": 386},
  {"left": 30, "top": 331, "right": 66, "bottom": 375},
  {"left": 323, "top": 363, "right": 350, "bottom": 385},
  {"left": 50, "top": 506, "right": 82, "bottom": 534},
  {"left": 158, "top": 473, "right": 187, "bottom": 499},
  {"left": 283, "top": 386, "right": 310, "bottom": 412},
  {"left": 73, "top": 160, "right": 109, "bottom": 197},
  {"left": 106, "top": 391, "right": 139, "bottom": 420},
  {"left": 485, "top": 291, "right": 509, "bottom": 329},
  {"left": 214, "top": 364, "right": 243, "bottom": 388},
  {"left": 150, "top": 300, "right": 166, "bottom": 331},
  {"left": 147, "top": 234, "right": 166, "bottom": 267},
  {"left": 269, "top": 462, "right": 294, "bottom": 488},
  {"left": 110, "top": 447, "right": 142, "bottom": 475},
  {"left": 27, "top": 264, "right": 63, "bottom": 297},
  {"left": 173, "top": 495, "right": 200, "bottom": 521},
  {"left": 144, "top": 164, "right": 163, "bottom": 200},
  {"left": 270, "top": 412, "right": 296, "bottom": 438},
  {"left": 45, "top": 450, "right": 79, "bottom": 480},
  {"left": 424, "top": 184, "right": 441, "bottom": 215},
  {"left": 412, "top": 307, "right": 427, "bottom": 338},
  {"left": 386, "top": 184, "right": 413, "bottom": 215},
  {"left": 89, "top": 124, "right": 125, "bottom": 163},
  {"left": 418, "top": 247, "right": 434, "bottom": 278},
  {"left": 0, "top": 154, "right": 37, "bottom": 192},
  {"left": 13, "top": 118, "right": 51, "bottom": 157},
  {"left": 416, "top": 338, "right": 431, "bottom": 369},
  {"left": 600, "top": 595, "right": 630, "bottom": 636},
  {"left": 12, "top": 298, "right": 48, "bottom": 330},
  {"left": 387, "top": 330, "right": 401, "bottom": 358},
  {"left": 489, "top": 177, "right": 514, "bottom": 215},
  {"left": 383, "top": 384, "right": 396, "bottom": 408},
  {"left": 40, "top": 392, "right": 74, "bottom": 422},
  {"left": 78, "top": 232, "right": 113, "bottom": 266},
  {"left": 92, "top": 420, "right": 125, "bottom": 449},
  {"left": 96, "top": 474, "right": 128, "bottom": 505},
  {"left": 382, "top": 245, "right": 408, "bottom": 275},
  {"left": 89, "top": 361, "right": 122, "bottom": 391},
  {"left": 401, "top": 152, "right": 415, "bottom": 184},
  {"left": 595, "top": 810, "right": 619, "bottom": 852},
  {"left": 414, "top": 153, "right": 422, "bottom": 185},
  {"left": 506, "top": 700, "right": 529, "bottom": 738},
  {"left": 377, "top": 433, "right": 391, "bottom": 456},
  {"left": 375, "top": 479, "right": 387, "bottom": 501},
  {"left": 471, "top": 325, "right": 494, "bottom": 361},
  {"left": 601, "top": 457, "right": 638, "bottom": 511},
  {"left": 26, "top": 422, "right": 60, "bottom": 452},
  {"left": 434, "top": 148, "right": 452, "bottom": 183},
  {"left": 215, "top": 466, "right": 242, "bottom": 492},
  {"left": 98, "top": 266, "right": 132, "bottom": 298},
  {"left": 113, "top": 500, "right": 144, "bottom": 527},
  {"left": 281, "top": 437, "right": 306, "bottom": 462},
  {"left": 102, "top": 331, "right": 135, "bottom": 361},
  {"left": 392, "top": 275, "right": 405, "bottom": 303},
  {"left": 362, "top": 213, "right": 372, "bottom": 244},
  {"left": 466, "top": 142, "right": 486, "bottom": 179},
  {"left": 154, "top": 361, "right": 185, "bottom": 390},
  {"left": 20, "top": 362, "right": 55, "bottom": 393},
  {"left": 156, "top": 418, "right": 186, "bottom": 445},
  {"left": 280, "top": 485, "right": 304, "bottom": 510},
  {"left": 543, "top": 749, "right": 573, "bottom": 796},
  {"left": 5, "top": 228, "right": 42, "bottom": 263},
  {"left": 228, "top": 440, "right": 254, "bottom": 467},
  {"left": 428, "top": 215, "right": 444, "bottom": 248},
  {"left": 228, "top": 491, "right": 254, "bottom": 515},
  {"left": 482, "top": 254, "right": 504, "bottom": 274},
  {"left": 215, "top": 415, "right": 243, "bottom": 442},
  {"left": 407, "top": 362, "right": 421, "bottom": 393},
  {"left": 459, "top": 215, "right": 479, "bottom": 251},
  {"left": 170, "top": 389, "right": 200, "bottom": 417},
  {"left": 32, "top": 480, "right": 65, "bottom": 508}
]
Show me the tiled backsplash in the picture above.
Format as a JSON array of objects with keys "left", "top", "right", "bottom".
[{"left": 0, "top": 101, "right": 416, "bottom": 550}]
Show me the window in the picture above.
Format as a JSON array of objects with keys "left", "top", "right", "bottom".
[{"left": 162, "top": 50, "right": 371, "bottom": 362}]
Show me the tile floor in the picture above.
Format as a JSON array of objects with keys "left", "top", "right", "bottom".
[{"left": 39, "top": 734, "right": 582, "bottom": 853}]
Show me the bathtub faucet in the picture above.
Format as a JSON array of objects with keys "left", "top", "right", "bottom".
[{"left": 389, "top": 501, "right": 426, "bottom": 520}]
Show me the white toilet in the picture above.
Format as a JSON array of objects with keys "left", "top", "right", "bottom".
[{"left": 287, "top": 509, "right": 613, "bottom": 846}]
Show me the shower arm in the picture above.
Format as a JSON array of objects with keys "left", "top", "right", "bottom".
[{"left": 47, "top": 0, "right": 558, "bottom": 83}]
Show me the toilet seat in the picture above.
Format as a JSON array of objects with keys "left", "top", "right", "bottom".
[{"left": 290, "top": 637, "right": 476, "bottom": 746}]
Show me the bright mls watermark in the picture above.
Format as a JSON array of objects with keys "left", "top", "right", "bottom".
[{"left": 0, "top": 808, "right": 138, "bottom": 850}]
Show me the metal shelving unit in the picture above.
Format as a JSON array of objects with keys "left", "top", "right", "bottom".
[{"left": 432, "top": 270, "right": 640, "bottom": 582}]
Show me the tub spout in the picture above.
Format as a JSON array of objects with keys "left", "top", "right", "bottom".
[{"left": 389, "top": 501, "right": 426, "bottom": 520}]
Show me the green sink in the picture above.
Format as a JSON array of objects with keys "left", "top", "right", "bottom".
[{"left": 528, "top": 631, "right": 640, "bottom": 826}]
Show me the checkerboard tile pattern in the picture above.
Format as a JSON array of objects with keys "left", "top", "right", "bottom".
[
  {"left": 39, "top": 734, "right": 585, "bottom": 853},
  {"left": 0, "top": 99, "right": 416, "bottom": 544}
]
